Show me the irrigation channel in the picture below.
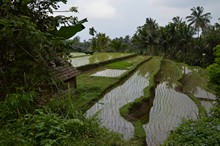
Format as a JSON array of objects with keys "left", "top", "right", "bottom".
[{"left": 85, "top": 57, "right": 216, "bottom": 145}]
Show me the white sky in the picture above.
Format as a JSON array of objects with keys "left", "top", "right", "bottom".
[{"left": 56, "top": 0, "right": 220, "bottom": 41}]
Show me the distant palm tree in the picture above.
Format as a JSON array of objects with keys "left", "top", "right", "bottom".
[
  {"left": 91, "top": 33, "right": 110, "bottom": 52},
  {"left": 132, "top": 18, "right": 160, "bottom": 55},
  {"left": 186, "top": 6, "right": 211, "bottom": 37},
  {"left": 172, "top": 16, "right": 183, "bottom": 25},
  {"left": 109, "top": 38, "right": 128, "bottom": 52}
]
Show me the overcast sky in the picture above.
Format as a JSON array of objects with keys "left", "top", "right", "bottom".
[{"left": 56, "top": 0, "right": 220, "bottom": 41}]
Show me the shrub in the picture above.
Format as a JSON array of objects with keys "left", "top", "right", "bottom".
[
  {"left": 163, "top": 111, "right": 220, "bottom": 146},
  {"left": 0, "top": 109, "right": 128, "bottom": 146}
]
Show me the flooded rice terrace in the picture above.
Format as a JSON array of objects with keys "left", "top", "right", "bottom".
[
  {"left": 91, "top": 69, "right": 127, "bottom": 77},
  {"left": 69, "top": 53, "right": 132, "bottom": 67},
  {"left": 179, "top": 64, "right": 216, "bottom": 113},
  {"left": 143, "top": 82, "right": 198, "bottom": 146},
  {"left": 86, "top": 69, "right": 150, "bottom": 139},
  {"left": 85, "top": 57, "right": 215, "bottom": 145}
]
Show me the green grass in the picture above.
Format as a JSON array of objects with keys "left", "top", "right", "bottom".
[
  {"left": 132, "top": 121, "right": 146, "bottom": 145},
  {"left": 76, "top": 75, "right": 117, "bottom": 111}
]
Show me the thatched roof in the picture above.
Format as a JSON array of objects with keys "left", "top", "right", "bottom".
[{"left": 51, "top": 57, "right": 80, "bottom": 82}]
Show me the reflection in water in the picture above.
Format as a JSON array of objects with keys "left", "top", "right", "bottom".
[
  {"left": 181, "top": 66, "right": 192, "bottom": 74},
  {"left": 69, "top": 56, "right": 91, "bottom": 67},
  {"left": 194, "top": 87, "right": 216, "bottom": 100},
  {"left": 194, "top": 87, "right": 216, "bottom": 113},
  {"left": 70, "top": 52, "right": 86, "bottom": 57},
  {"left": 69, "top": 53, "right": 131, "bottom": 67},
  {"left": 143, "top": 82, "right": 198, "bottom": 146},
  {"left": 201, "top": 100, "right": 216, "bottom": 113},
  {"left": 91, "top": 69, "right": 127, "bottom": 77},
  {"left": 86, "top": 71, "right": 150, "bottom": 140},
  {"left": 89, "top": 54, "right": 112, "bottom": 63}
]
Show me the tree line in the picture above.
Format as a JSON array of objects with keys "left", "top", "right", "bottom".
[{"left": 71, "top": 6, "right": 220, "bottom": 67}]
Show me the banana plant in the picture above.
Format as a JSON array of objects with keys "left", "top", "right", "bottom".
[{"left": 56, "top": 18, "right": 88, "bottom": 39}]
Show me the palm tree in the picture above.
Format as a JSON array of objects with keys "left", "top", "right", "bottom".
[
  {"left": 91, "top": 33, "right": 110, "bottom": 52},
  {"left": 186, "top": 6, "right": 211, "bottom": 37},
  {"left": 132, "top": 18, "right": 160, "bottom": 55},
  {"left": 172, "top": 16, "right": 183, "bottom": 25},
  {"left": 109, "top": 38, "right": 128, "bottom": 52}
]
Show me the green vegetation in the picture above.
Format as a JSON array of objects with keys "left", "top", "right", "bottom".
[
  {"left": 163, "top": 108, "right": 220, "bottom": 146},
  {"left": 208, "top": 45, "right": 220, "bottom": 97},
  {"left": 76, "top": 75, "right": 117, "bottom": 111},
  {"left": 133, "top": 121, "right": 147, "bottom": 145},
  {"left": 0, "top": 109, "right": 129, "bottom": 146}
]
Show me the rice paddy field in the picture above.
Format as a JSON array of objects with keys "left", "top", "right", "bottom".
[
  {"left": 69, "top": 52, "right": 134, "bottom": 67},
  {"left": 86, "top": 60, "right": 154, "bottom": 139},
  {"left": 73, "top": 53, "right": 216, "bottom": 146}
]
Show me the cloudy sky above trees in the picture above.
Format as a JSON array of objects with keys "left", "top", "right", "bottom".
[{"left": 57, "top": 0, "right": 220, "bottom": 40}]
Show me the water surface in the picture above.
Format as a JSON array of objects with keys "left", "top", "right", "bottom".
[
  {"left": 91, "top": 69, "right": 127, "bottom": 78},
  {"left": 86, "top": 67, "right": 150, "bottom": 139},
  {"left": 69, "top": 53, "right": 132, "bottom": 67},
  {"left": 143, "top": 82, "right": 198, "bottom": 146}
]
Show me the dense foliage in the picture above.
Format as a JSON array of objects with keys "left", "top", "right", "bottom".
[
  {"left": 0, "top": 109, "right": 127, "bottom": 146},
  {"left": 208, "top": 45, "right": 220, "bottom": 98},
  {"left": 0, "top": 0, "right": 86, "bottom": 98},
  {"left": 0, "top": 1, "right": 128, "bottom": 146},
  {"left": 164, "top": 111, "right": 220, "bottom": 146}
]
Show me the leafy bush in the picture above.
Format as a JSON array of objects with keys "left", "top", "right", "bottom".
[
  {"left": 0, "top": 91, "right": 37, "bottom": 125},
  {"left": 163, "top": 109, "right": 220, "bottom": 146},
  {"left": 0, "top": 110, "right": 128, "bottom": 146},
  {"left": 208, "top": 45, "right": 220, "bottom": 99}
]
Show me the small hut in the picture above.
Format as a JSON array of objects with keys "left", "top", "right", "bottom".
[{"left": 52, "top": 57, "right": 80, "bottom": 89}]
